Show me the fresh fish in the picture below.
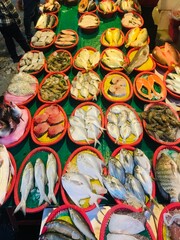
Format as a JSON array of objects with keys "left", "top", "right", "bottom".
[
  {"left": 85, "top": 115, "right": 104, "bottom": 132},
  {"left": 0, "top": 144, "right": 12, "bottom": 205},
  {"left": 61, "top": 172, "right": 106, "bottom": 208},
  {"left": 125, "top": 173, "right": 146, "bottom": 203},
  {"left": 14, "top": 162, "right": 34, "bottom": 215},
  {"left": 75, "top": 56, "right": 88, "bottom": 70},
  {"left": 133, "top": 148, "right": 151, "bottom": 173},
  {"left": 107, "top": 112, "right": 118, "bottom": 125},
  {"left": 89, "top": 51, "right": 100, "bottom": 67},
  {"left": 74, "top": 108, "right": 86, "bottom": 119},
  {"left": 34, "top": 158, "right": 50, "bottom": 206},
  {"left": 69, "top": 208, "right": 97, "bottom": 240},
  {"left": 107, "top": 122, "right": 120, "bottom": 143},
  {"left": 130, "top": 28, "right": 148, "bottom": 47},
  {"left": 108, "top": 156, "right": 126, "bottom": 184},
  {"left": 86, "top": 123, "right": 101, "bottom": 147},
  {"left": 119, "top": 149, "right": 134, "bottom": 174},
  {"left": 119, "top": 122, "right": 131, "bottom": 142},
  {"left": 108, "top": 213, "right": 145, "bottom": 234},
  {"left": 102, "top": 57, "right": 124, "bottom": 69},
  {"left": 80, "top": 87, "right": 89, "bottom": 98},
  {"left": 69, "top": 116, "right": 85, "bottom": 128},
  {"left": 125, "top": 27, "right": 141, "bottom": 48},
  {"left": 155, "top": 153, "right": 180, "bottom": 202},
  {"left": 86, "top": 106, "right": 100, "bottom": 119},
  {"left": 70, "top": 125, "right": 89, "bottom": 143},
  {"left": 45, "top": 219, "right": 85, "bottom": 240},
  {"left": 46, "top": 153, "right": 58, "bottom": 205},
  {"left": 39, "top": 232, "right": 72, "bottom": 240},
  {"left": 117, "top": 109, "right": 128, "bottom": 126},
  {"left": 125, "top": 45, "right": 149, "bottom": 75},
  {"left": 130, "top": 119, "right": 142, "bottom": 140}
]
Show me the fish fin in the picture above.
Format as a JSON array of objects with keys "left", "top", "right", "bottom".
[
  {"left": 94, "top": 138, "right": 101, "bottom": 147},
  {"left": 89, "top": 193, "right": 107, "bottom": 209},
  {"left": 39, "top": 193, "right": 50, "bottom": 206},
  {"left": 48, "top": 192, "right": 58, "bottom": 205},
  {"left": 13, "top": 200, "right": 26, "bottom": 216}
]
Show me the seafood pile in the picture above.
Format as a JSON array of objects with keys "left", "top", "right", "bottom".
[
  {"left": 105, "top": 210, "right": 148, "bottom": 240},
  {"left": 35, "top": 13, "right": 56, "bottom": 29},
  {"left": 31, "top": 30, "right": 55, "bottom": 47},
  {"left": 165, "top": 66, "right": 180, "bottom": 95},
  {"left": 101, "top": 28, "right": 123, "bottom": 47},
  {"left": 74, "top": 48, "right": 100, "bottom": 71},
  {"left": 46, "top": 50, "right": 71, "bottom": 72},
  {"left": 39, "top": 74, "right": 69, "bottom": 102},
  {"left": 115, "top": 0, "right": 141, "bottom": 12},
  {"left": 55, "top": 29, "right": 78, "bottom": 47},
  {"left": 39, "top": 0, "right": 60, "bottom": 13},
  {"left": 141, "top": 104, "right": 180, "bottom": 142},
  {"left": 106, "top": 104, "right": 143, "bottom": 144},
  {"left": 39, "top": 207, "right": 96, "bottom": 239},
  {"left": 125, "top": 27, "right": 148, "bottom": 48},
  {"left": 98, "top": 0, "right": 116, "bottom": 14},
  {"left": 152, "top": 42, "right": 180, "bottom": 68},
  {"left": 33, "top": 105, "right": 65, "bottom": 139},
  {"left": 70, "top": 71, "right": 101, "bottom": 100},
  {"left": 19, "top": 51, "right": 45, "bottom": 73},
  {"left": 14, "top": 153, "right": 58, "bottom": 215},
  {"left": 62, "top": 150, "right": 106, "bottom": 208},
  {"left": 163, "top": 208, "right": 180, "bottom": 240},
  {"left": 125, "top": 45, "right": 150, "bottom": 75},
  {"left": 101, "top": 48, "right": 125, "bottom": 70},
  {"left": 0, "top": 144, "right": 14, "bottom": 205},
  {"left": 103, "top": 148, "right": 153, "bottom": 210},
  {"left": 69, "top": 105, "right": 103, "bottom": 146},
  {"left": 121, "top": 12, "right": 143, "bottom": 28},
  {"left": 155, "top": 148, "right": 180, "bottom": 202},
  {"left": 134, "top": 73, "right": 166, "bottom": 101},
  {"left": 78, "top": 13, "right": 99, "bottom": 29},
  {"left": 78, "top": 0, "right": 96, "bottom": 13}
]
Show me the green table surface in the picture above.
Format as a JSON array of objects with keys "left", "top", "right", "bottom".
[{"left": 4, "top": 5, "right": 179, "bottom": 208}]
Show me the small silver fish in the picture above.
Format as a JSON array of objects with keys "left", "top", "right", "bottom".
[
  {"left": 108, "top": 156, "right": 126, "bottom": 184},
  {"left": 119, "top": 149, "right": 134, "bottom": 174},
  {"left": 133, "top": 148, "right": 151, "bottom": 173}
]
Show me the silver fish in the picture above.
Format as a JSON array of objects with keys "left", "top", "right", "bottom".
[
  {"left": 107, "top": 122, "right": 120, "bottom": 143},
  {"left": 133, "top": 148, "right": 151, "bottom": 173},
  {"left": 130, "top": 119, "right": 143, "bottom": 140},
  {"left": 86, "top": 123, "right": 101, "bottom": 147},
  {"left": 14, "top": 162, "right": 34, "bottom": 215},
  {"left": 69, "top": 208, "right": 97, "bottom": 240},
  {"left": 108, "top": 156, "right": 126, "bottom": 184},
  {"left": 119, "top": 149, "right": 134, "bottom": 174},
  {"left": 86, "top": 106, "right": 100, "bottom": 119},
  {"left": 107, "top": 112, "right": 118, "bottom": 125},
  {"left": 125, "top": 45, "right": 149, "bottom": 75},
  {"left": 70, "top": 125, "right": 89, "bottom": 143},
  {"left": 69, "top": 116, "right": 85, "bottom": 128},
  {"left": 119, "top": 122, "right": 132, "bottom": 142}
]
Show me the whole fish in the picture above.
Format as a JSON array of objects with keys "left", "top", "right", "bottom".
[
  {"left": 119, "top": 149, "right": 134, "bottom": 174},
  {"left": 125, "top": 45, "right": 149, "bottom": 75},
  {"left": 45, "top": 220, "right": 85, "bottom": 240},
  {"left": 61, "top": 172, "right": 106, "bottom": 208},
  {"left": 69, "top": 116, "right": 85, "bottom": 128},
  {"left": 69, "top": 208, "right": 97, "bottom": 240},
  {"left": 133, "top": 148, "right": 151, "bottom": 173},
  {"left": 86, "top": 123, "right": 101, "bottom": 147},
  {"left": 86, "top": 105, "right": 100, "bottom": 119},
  {"left": 125, "top": 27, "right": 141, "bottom": 48},
  {"left": 155, "top": 153, "right": 180, "bottom": 202},
  {"left": 46, "top": 153, "right": 58, "bottom": 205},
  {"left": 130, "top": 119, "right": 142, "bottom": 140},
  {"left": 0, "top": 144, "right": 12, "bottom": 205},
  {"left": 107, "top": 122, "right": 120, "bottom": 143},
  {"left": 39, "top": 232, "right": 72, "bottom": 240},
  {"left": 108, "top": 156, "right": 126, "bottom": 184},
  {"left": 35, "top": 158, "right": 50, "bottom": 206},
  {"left": 119, "top": 122, "right": 131, "bottom": 142},
  {"left": 14, "top": 162, "right": 34, "bottom": 215},
  {"left": 70, "top": 125, "right": 89, "bottom": 143}
]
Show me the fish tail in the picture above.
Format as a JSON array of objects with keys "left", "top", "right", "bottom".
[
  {"left": 13, "top": 200, "right": 26, "bottom": 216},
  {"left": 89, "top": 193, "right": 107, "bottom": 209},
  {"left": 48, "top": 192, "right": 58, "bottom": 205},
  {"left": 39, "top": 193, "right": 51, "bottom": 206},
  {"left": 94, "top": 138, "right": 101, "bottom": 148},
  {"left": 124, "top": 65, "right": 133, "bottom": 75}
]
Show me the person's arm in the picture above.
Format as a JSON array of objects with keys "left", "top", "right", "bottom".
[{"left": 3, "top": 0, "right": 21, "bottom": 25}]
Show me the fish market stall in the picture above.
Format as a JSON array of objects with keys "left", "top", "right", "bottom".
[{"left": 0, "top": 1, "right": 180, "bottom": 239}]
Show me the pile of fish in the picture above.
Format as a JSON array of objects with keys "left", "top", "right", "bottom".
[
  {"left": 78, "top": 0, "right": 96, "bottom": 13},
  {"left": 101, "top": 48, "right": 125, "bottom": 69},
  {"left": 0, "top": 144, "right": 14, "bottom": 205},
  {"left": 46, "top": 51, "right": 71, "bottom": 72},
  {"left": 122, "top": 12, "right": 142, "bottom": 28},
  {"left": 105, "top": 210, "right": 149, "bottom": 240},
  {"left": 102, "top": 28, "right": 123, "bottom": 47},
  {"left": 62, "top": 150, "right": 107, "bottom": 208},
  {"left": 152, "top": 42, "right": 180, "bottom": 69},
  {"left": 125, "top": 27, "right": 148, "bottom": 48},
  {"left": 39, "top": 0, "right": 60, "bottom": 13},
  {"left": 106, "top": 104, "right": 143, "bottom": 144},
  {"left": 163, "top": 208, "right": 180, "bottom": 240},
  {"left": 69, "top": 105, "right": 103, "bottom": 146},
  {"left": 39, "top": 208, "right": 97, "bottom": 239},
  {"left": 0, "top": 102, "right": 23, "bottom": 138},
  {"left": 103, "top": 148, "right": 153, "bottom": 210},
  {"left": 19, "top": 51, "right": 45, "bottom": 73},
  {"left": 74, "top": 48, "right": 100, "bottom": 71},
  {"left": 40, "top": 74, "right": 69, "bottom": 101},
  {"left": 107, "top": 74, "right": 129, "bottom": 98},
  {"left": 6, "top": 72, "right": 37, "bottom": 97},
  {"left": 165, "top": 66, "right": 180, "bottom": 95},
  {"left": 125, "top": 44, "right": 150, "bottom": 75},
  {"left": 33, "top": 105, "right": 65, "bottom": 138},
  {"left": 155, "top": 148, "right": 180, "bottom": 202},
  {"left": 14, "top": 153, "right": 58, "bottom": 215},
  {"left": 115, "top": 0, "right": 141, "bottom": 12},
  {"left": 31, "top": 30, "right": 55, "bottom": 47},
  {"left": 70, "top": 71, "right": 101, "bottom": 100},
  {"left": 141, "top": 104, "right": 180, "bottom": 142},
  {"left": 55, "top": 29, "right": 78, "bottom": 47},
  {"left": 78, "top": 14, "right": 99, "bottom": 28},
  {"left": 35, "top": 13, "right": 56, "bottom": 29},
  {"left": 98, "top": 0, "right": 116, "bottom": 14}
]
